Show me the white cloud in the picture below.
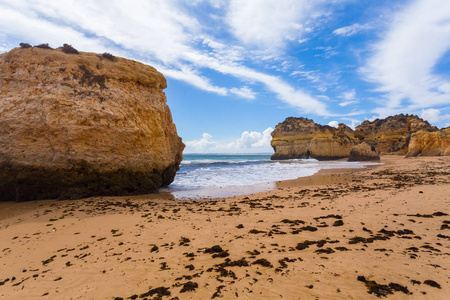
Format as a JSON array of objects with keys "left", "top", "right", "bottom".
[
  {"left": 333, "top": 23, "right": 371, "bottom": 37},
  {"left": 184, "top": 128, "right": 274, "bottom": 153},
  {"left": 0, "top": 0, "right": 331, "bottom": 115},
  {"left": 181, "top": 51, "right": 329, "bottom": 114},
  {"left": 226, "top": 127, "right": 274, "bottom": 150},
  {"left": 291, "top": 65, "right": 341, "bottom": 94},
  {"left": 202, "top": 38, "right": 246, "bottom": 63},
  {"left": 340, "top": 118, "right": 362, "bottom": 130},
  {"left": 420, "top": 108, "right": 450, "bottom": 125},
  {"left": 339, "top": 101, "right": 358, "bottom": 107},
  {"left": 0, "top": 5, "right": 108, "bottom": 53},
  {"left": 362, "top": 0, "right": 450, "bottom": 110},
  {"left": 184, "top": 133, "right": 217, "bottom": 153},
  {"left": 338, "top": 89, "right": 358, "bottom": 107},
  {"left": 328, "top": 121, "right": 339, "bottom": 128},
  {"left": 226, "top": 0, "right": 315, "bottom": 51},
  {"left": 314, "top": 46, "right": 339, "bottom": 58},
  {"left": 342, "top": 89, "right": 356, "bottom": 100},
  {"left": 158, "top": 66, "right": 228, "bottom": 95},
  {"left": 291, "top": 70, "right": 321, "bottom": 83},
  {"left": 230, "top": 86, "right": 257, "bottom": 99}
]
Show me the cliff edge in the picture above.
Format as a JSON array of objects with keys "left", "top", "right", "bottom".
[
  {"left": 406, "top": 127, "right": 450, "bottom": 157},
  {"left": 0, "top": 46, "right": 184, "bottom": 201},
  {"left": 354, "top": 114, "right": 437, "bottom": 155},
  {"left": 271, "top": 115, "right": 446, "bottom": 160},
  {"left": 270, "top": 117, "right": 357, "bottom": 160}
]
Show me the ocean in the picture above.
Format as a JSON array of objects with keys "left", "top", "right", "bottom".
[{"left": 162, "top": 154, "right": 379, "bottom": 199}]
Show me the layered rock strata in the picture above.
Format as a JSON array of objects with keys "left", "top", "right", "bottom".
[
  {"left": 0, "top": 47, "right": 184, "bottom": 201},
  {"left": 270, "top": 117, "right": 357, "bottom": 160},
  {"left": 271, "top": 115, "right": 446, "bottom": 161},
  {"left": 354, "top": 114, "right": 437, "bottom": 155},
  {"left": 406, "top": 128, "right": 450, "bottom": 157}
]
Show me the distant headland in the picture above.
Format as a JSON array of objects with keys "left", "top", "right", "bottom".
[{"left": 270, "top": 115, "right": 449, "bottom": 161}]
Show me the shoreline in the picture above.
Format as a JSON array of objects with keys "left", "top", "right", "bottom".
[
  {"left": 0, "top": 155, "right": 449, "bottom": 299},
  {"left": 164, "top": 158, "right": 383, "bottom": 200},
  {"left": 0, "top": 159, "right": 382, "bottom": 218}
]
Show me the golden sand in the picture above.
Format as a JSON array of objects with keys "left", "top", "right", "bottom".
[{"left": 0, "top": 156, "right": 449, "bottom": 299}]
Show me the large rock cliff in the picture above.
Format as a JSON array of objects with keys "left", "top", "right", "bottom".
[
  {"left": 406, "top": 127, "right": 450, "bottom": 157},
  {"left": 0, "top": 46, "right": 184, "bottom": 201},
  {"left": 354, "top": 114, "right": 437, "bottom": 155},
  {"left": 271, "top": 115, "right": 445, "bottom": 160},
  {"left": 270, "top": 117, "right": 357, "bottom": 160}
]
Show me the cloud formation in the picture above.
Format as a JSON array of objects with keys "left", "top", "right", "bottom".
[
  {"left": 420, "top": 108, "right": 450, "bottom": 125},
  {"left": 0, "top": 0, "right": 333, "bottom": 115},
  {"left": 229, "top": 86, "right": 257, "bottom": 100},
  {"left": 184, "top": 128, "right": 274, "bottom": 153},
  {"left": 333, "top": 23, "right": 371, "bottom": 37},
  {"left": 327, "top": 121, "right": 339, "bottom": 128},
  {"left": 1, "top": 0, "right": 450, "bottom": 133},
  {"left": 226, "top": 0, "right": 315, "bottom": 50},
  {"left": 362, "top": 0, "right": 450, "bottom": 112},
  {"left": 339, "top": 89, "right": 358, "bottom": 107}
]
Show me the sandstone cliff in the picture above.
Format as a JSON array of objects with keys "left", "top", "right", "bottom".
[
  {"left": 0, "top": 46, "right": 184, "bottom": 201},
  {"left": 270, "top": 115, "right": 445, "bottom": 161},
  {"left": 406, "top": 127, "right": 450, "bottom": 157},
  {"left": 270, "top": 117, "right": 357, "bottom": 160},
  {"left": 354, "top": 114, "right": 437, "bottom": 155}
]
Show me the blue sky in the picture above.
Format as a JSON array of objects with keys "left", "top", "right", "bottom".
[{"left": 1, "top": 0, "right": 450, "bottom": 153}]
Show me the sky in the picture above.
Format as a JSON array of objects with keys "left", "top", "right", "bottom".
[{"left": 1, "top": 0, "right": 450, "bottom": 153}]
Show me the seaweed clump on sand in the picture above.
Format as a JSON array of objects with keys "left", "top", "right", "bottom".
[
  {"left": 204, "top": 245, "right": 229, "bottom": 258},
  {"left": 357, "top": 276, "right": 411, "bottom": 297},
  {"left": 295, "top": 240, "right": 315, "bottom": 250},
  {"left": 216, "top": 258, "right": 250, "bottom": 267},
  {"left": 126, "top": 286, "right": 171, "bottom": 299},
  {"left": 252, "top": 258, "right": 273, "bottom": 268},
  {"left": 180, "top": 281, "right": 198, "bottom": 293},
  {"left": 423, "top": 280, "right": 441, "bottom": 289}
]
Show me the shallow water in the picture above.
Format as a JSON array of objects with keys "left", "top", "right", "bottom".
[{"left": 163, "top": 154, "right": 380, "bottom": 199}]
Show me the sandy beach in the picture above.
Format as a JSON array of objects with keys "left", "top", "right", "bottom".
[{"left": 0, "top": 155, "right": 449, "bottom": 299}]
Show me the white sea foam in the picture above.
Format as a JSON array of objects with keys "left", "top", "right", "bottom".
[{"left": 169, "top": 155, "right": 378, "bottom": 191}]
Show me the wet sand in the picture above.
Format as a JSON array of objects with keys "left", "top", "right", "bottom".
[{"left": 0, "top": 155, "right": 449, "bottom": 299}]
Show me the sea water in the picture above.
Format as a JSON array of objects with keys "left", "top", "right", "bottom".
[{"left": 162, "top": 154, "right": 379, "bottom": 199}]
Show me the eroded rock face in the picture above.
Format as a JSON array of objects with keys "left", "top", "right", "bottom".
[
  {"left": 270, "top": 117, "right": 357, "bottom": 160},
  {"left": 270, "top": 115, "right": 444, "bottom": 160},
  {"left": 354, "top": 114, "right": 437, "bottom": 155},
  {"left": 348, "top": 142, "right": 380, "bottom": 161},
  {"left": 406, "top": 128, "right": 450, "bottom": 157},
  {"left": 0, "top": 47, "right": 184, "bottom": 201}
]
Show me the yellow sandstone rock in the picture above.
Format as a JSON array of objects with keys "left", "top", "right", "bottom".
[
  {"left": 406, "top": 128, "right": 450, "bottom": 157},
  {"left": 0, "top": 46, "right": 184, "bottom": 201},
  {"left": 354, "top": 114, "right": 437, "bottom": 155},
  {"left": 270, "top": 117, "right": 357, "bottom": 160},
  {"left": 270, "top": 115, "right": 444, "bottom": 161}
]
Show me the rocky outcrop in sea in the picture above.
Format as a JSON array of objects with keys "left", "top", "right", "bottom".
[
  {"left": 271, "top": 114, "right": 447, "bottom": 160},
  {"left": 0, "top": 45, "right": 184, "bottom": 201},
  {"left": 270, "top": 117, "right": 357, "bottom": 160}
]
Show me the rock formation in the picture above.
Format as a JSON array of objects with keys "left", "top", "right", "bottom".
[
  {"left": 406, "top": 127, "right": 450, "bottom": 157},
  {"left": 270, "top": 117, "right": 357, "bottom": 160},
  {"left": 0, "top": 46, "right": 184, "bottom": 201},
  {"left": 348, "top": 142, "right": 380, "bottom": 161},
  {"left": 271, "top": 115, "right": 446, "bottom": 161},
  {"left": 354, "top": 114, "right": 437, "bottom": 155}
]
